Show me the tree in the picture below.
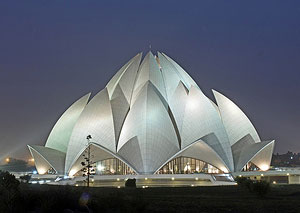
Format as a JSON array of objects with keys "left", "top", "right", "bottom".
[
  {"left": 0, "top": 170, "right": 21, "bottom": 212},
  {"left": 80, "top": 135, "right": 96, "bottom": 187}
]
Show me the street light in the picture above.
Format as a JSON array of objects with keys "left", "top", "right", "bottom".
[
  {"left": 97, "top": 164, "right": 104, "bottom": 172},
  {"left": 81, "top": 135, "right": 94, "bottom": 187}
]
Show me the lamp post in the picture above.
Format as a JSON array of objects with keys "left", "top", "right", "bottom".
[
  {"left": 81, "top": 135, "right": 94, "bottom": 188},
  {"left": 86, "top": 135, "right": 92, "bottom": 187}
]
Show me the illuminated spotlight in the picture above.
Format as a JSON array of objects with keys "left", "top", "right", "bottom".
[
  {"left": 75, "top": 184, "right": 79, "bottom": 187},
  {"left": 191, "top": 184, "right": 194, "bottom": 187},
  {"left": 117, "top": 186, "right": 121, "bottom": 188},
  {"left": 221, "top": 167, "right": 229, "bottom": 173},
  {"left": 33, "top": 170, "right": 37, "bottom": 175},
  {"left": 69, "top": 169, "right": 76, "bottom": 177},
  {"left": 171, "top": 177, "right": 175, "bottom": 181},
  {"left": 5, "top": 158, "right": 10, "bottom": 163},
  {"left": 125, "top": 178, "right": 128, "bottom": 181},
  {"left": 145, "top": 177, "right": 148, "bottom": 180},
  {"left": 145, "top": 186, "right": 149, "bottom": 188},
  {"left": 273, "top": 181, "right": 276, "bottom": 184},
  {"left": 142, "top": 186, "right": 146, "bottom": 188},
  {"left": 39, "top": 168, "right": 47, "bottom": 175},
  {"left": 195, "top": 178, "right": 199, "bottom": 181},
  {"left": 261, "top": 174, "right": 264, "bottom": 177},
  {"left": 97, "top": 164, "right": 104, "bottom": 171},
  {"left": 239, "top": 175, "right": 242, "bottom": 177},
  {"left": 117, "top": 178, "right": 120, "bottom": 181},
  {"left": 287, "top": 173, "right": 290, "bottom": 176},
  {"left": 91, "top": 179, "right": 94, "bottom": 182},
  {"left": 260, "top": 164, "right": 269, "bottom": 171}
]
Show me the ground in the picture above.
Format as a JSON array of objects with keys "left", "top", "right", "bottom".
[{"left": 5, "top": 184, "right": 300, "bottom": 212}]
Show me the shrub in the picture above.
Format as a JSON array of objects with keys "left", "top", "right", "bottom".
[
  {"left": 0, "top": 170, "right": 21, "bottom": 212},
  {"left": 252, "top": 181, "right": 270, "bottom": 197},
  {"left": 0, "top": 170, "right": 20, "bottom": 189},
  {"left": 235, "top": 176, "right": 271, "bottom": 197},
  {"left": 19, "top": 174, "right": 31, "bottom": 183},
  {"left": 235, "top": 176, "right": 253, "bottom": 191},
  {"left": 125, "top": 178, "right": 136, "bottom": 188}
]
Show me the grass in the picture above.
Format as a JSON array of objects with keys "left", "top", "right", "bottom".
[{"left": 12, "top": 184, "right": 300, "bottom": 212}]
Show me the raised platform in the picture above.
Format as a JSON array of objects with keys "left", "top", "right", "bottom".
[
  {"left": 15, "top": 168, "right": 300, "bottom": 186},
  {"left": 232, "top": 168, "right": 300, "bottom": 184},
  {"left": 73, "top": 174, "right": 235, "bottom": 187},
  {"left": 25, "top": 173, "right": 235, "bottom": 187}
]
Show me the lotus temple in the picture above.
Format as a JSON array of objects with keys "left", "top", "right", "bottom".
[{"left": 27, "top": 51, "right": 276, "bottom": 186}]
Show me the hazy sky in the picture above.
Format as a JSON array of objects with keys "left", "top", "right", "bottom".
[{"left": 0, "top": 1, "right": 300, "bottom": 161}]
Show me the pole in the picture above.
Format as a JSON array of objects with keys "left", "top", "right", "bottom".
[
  {"left": 87, "top": 143, "right": 90, "bottom": 187},
  {"left": 86, "top": 135, "right": 92, "bottom": 188}
]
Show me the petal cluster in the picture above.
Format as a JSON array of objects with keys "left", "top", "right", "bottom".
[{"left": 28, "top": 52, "right": 275, "bottom": 175}]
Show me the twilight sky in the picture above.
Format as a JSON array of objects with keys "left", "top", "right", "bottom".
[{"left": 0, "top": 1, "right": 300, "bottom": 161}]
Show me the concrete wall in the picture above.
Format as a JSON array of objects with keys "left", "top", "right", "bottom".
[{"left": 289, "top": 175, "right": 300, "bottom": 184}]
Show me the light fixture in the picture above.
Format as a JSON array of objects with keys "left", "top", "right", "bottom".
[
  {"left": 260, "top": 164, "right": 269, "bottom": 171},
  {"left": 39, "top": 168, "right": 47, "bottom": 175},
  {"left": 97, "top": 164, "right": 104, "bottom": 171},
  {"left": 69, "top": 169, "right": 77, "bottom": 177},
  {"left": 221, "top": 167, "right": 229, "bottom": 173}
]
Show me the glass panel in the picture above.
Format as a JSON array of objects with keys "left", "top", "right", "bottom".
[
  {"left": 156, "top": 156, "right": 222, "bottom": 174},
  {"left": 74, "top": 158, "right": 136, "bottom": 176}
]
